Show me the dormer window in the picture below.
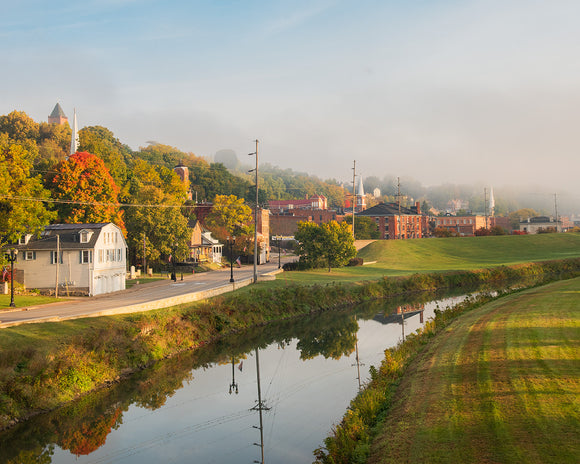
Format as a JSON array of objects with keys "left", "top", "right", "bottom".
[
  {"left": 79, "top": 230, "right": 93, "bottom": 243},
  {"left": 18, "top": 234, "right": 32, "bottom": 245}
]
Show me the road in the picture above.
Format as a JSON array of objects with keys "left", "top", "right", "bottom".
[{"left": 0, "top": 259, "right": 292, "bottom": 328}]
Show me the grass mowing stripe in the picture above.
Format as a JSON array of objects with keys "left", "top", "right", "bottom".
[{"left": 367, "top": 278, "right": 580, "bottom": 464}]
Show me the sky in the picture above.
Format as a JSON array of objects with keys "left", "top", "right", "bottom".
[{"left": 2, "top": 0, "right": 580, "bottom": 201}]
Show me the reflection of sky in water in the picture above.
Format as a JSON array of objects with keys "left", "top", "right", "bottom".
[{"left": 43, "top": 296, "right": 465, "bottom": 463}]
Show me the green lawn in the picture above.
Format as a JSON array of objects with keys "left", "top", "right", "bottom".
[
  {"left": 0, "top": 295, "right": 64, "bottom": 310},
  {"left": 367, "top": 277, "right": 580, "bottom": 464},
  {"left": 276, "top": 233, "right": 580, "bottom": 286}
]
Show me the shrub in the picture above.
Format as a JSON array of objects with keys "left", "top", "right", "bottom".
[{"left": 347, "top": 258, "right": 364, "bottom": 267}]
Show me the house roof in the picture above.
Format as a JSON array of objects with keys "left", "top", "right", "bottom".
[
  {"left": 49, "top": 103, "right": 67, "bottom": 119},
  {"left": 355, "top": 202, "right": 420, "bottom": 217},
  {"left": 17, "top": 223, "right": 119, "bottom": 251}
]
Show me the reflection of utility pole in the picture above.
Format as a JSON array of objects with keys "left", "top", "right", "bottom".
[
  {"left": 351, "top": 316, "right": 365, "bottom": 391},
  {"left": 251, "top": 348, "right": 270, "bottom": 464},
  {"left": 399, "top": 307, "right": 405, "bottom": 341}
]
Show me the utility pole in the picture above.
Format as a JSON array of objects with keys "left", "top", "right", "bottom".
[
  {"left": 352, "top": 160, "right": 356, "bottom": 240},
  {"left": 249, "top": 140, "right": 259, "bottom": 283},
  {"left": 397, "top": 177, "right": 401, "bottom": 239},
  {"left": 554, "top": 193, "right": 559, "bottom": 232},
  {"left": 142, "top": 234, "right": 146, "bottom": 273},
  {"left": 55, "top": 234, "right": 60, "bottom": 298}
]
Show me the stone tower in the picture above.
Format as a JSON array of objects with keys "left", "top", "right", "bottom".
[{"left": 48, "top": 103, "right": 68, "bottom": 125}]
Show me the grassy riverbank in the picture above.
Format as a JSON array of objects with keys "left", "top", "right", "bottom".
[{"left": 315, "top": 277, "right": 580, "bottom": 464}]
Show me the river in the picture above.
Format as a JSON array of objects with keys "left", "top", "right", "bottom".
[{"left": 0, "top": 290, "right": 470, "bottom": 464}]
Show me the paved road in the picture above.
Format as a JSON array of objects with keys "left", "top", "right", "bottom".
[{"left": 0, "top": 259, "right": 293, "bottom": 328}]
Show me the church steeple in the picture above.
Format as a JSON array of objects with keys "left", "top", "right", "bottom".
[
  {"left": 48, "top": 102, "right": 68, "bottom": 125},
  {"left": 69, "top": 108, "right": 79, "bottom": 157}
]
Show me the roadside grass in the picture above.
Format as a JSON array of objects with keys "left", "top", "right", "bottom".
[
  {"left": 0, "top": 295, "right": 64, "bottom": 310},
  {"left": 280, "top": 233, "right": 580, "bottom": 286},
  {"left": 366, "top": 277, "right": 580, "bottom": 464}
]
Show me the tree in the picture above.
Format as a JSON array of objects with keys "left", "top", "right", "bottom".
[
  {"left": 0, "top": 110, "right": 39, "bottom": 142},
  {"left": 343, "top": 216, "right": 380, "bottom": 239},
  {"left": 295, "top": 220, "right": 356, "bottom": 272},
  {"left": 508, "top": 208, "right": 538, "bottom": 230},
  {"left": 0, "top": 134, "right": 56, "bottom": 244},
  {"left": 204, "top": 195, "right": 253, "bottom": 238},
  {"left": 124, "top": 159, "right": 189, "bottom": 264},
  {"left": 46, "top": 152, "right": 125, "bottom": 231}
]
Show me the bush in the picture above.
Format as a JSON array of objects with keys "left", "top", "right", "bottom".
[{"left": 347, "top": 258, "right": 364, "bottom": 267}]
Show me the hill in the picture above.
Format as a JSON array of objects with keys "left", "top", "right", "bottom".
[{"left": 358, "top": 233, "right": 580, "bottom": 272}]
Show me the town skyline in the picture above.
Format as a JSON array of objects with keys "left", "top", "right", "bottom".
[{"left": 3, "top": 1, "right": 580, "bottom": 198}]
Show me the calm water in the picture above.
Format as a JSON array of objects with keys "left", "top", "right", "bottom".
[{"left": 0, "top": 291, "right": 469, "bottom": 464}]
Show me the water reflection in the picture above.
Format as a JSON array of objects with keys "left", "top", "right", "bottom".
[{"left": 0, "top": 286, "right": 487, "bottom": 463}]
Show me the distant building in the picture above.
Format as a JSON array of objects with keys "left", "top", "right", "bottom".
[
  {"left": 446, "top": 199, "right": 469, "bottom": 214},
  {"left": 373, "top": 187, "right": 381, "bottom": 198},
  {"left": 15, "top": 223, "right": 127, "bottom": 296},
  {"left": 519, "top": 216, "right": 561, "bottom": 234},
  {"left": 270, "top": 210, "right": 344, "bottom": 236},
  {"left": 355, "top": 202, "right": 427, "bottom": 240},
  {"left": 435, "top": 215, "right": 487, "bottom": 236},
  {"left": 174, "top": 161, "right": 193, "bottom": 200},
  {"left": 269, "top": 194, "right": 328, "bottom": 212},
  {"left": 48, "top": 103, "right": 68, "bottom": 125},
  {"left": 187, "top": 220, "right": 223, "bottom": 263}
]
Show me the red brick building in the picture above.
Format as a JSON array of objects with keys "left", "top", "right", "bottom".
[
  {"left": 355, "top": 202, "right": 428, "bottom": 240},
  {"left": 270, "top": 210, "right": 345, "bottom": 236},
  {"left": 269, "top": 194, "right": 328, "bottom": 212}
]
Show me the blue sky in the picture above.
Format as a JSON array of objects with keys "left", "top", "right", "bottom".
[{"left": 3, "top": 0, "right": 580, "bottom": 200}]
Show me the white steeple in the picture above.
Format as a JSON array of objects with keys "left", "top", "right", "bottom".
[
  {"left": 357, "top": 175, "right": 365, "bottom": 197},
  {"left": 489, "top": 186, "right": 495, "bottom": 216},
  {"left": 69, "top": 108, "right": 79, "bottom": 157}
]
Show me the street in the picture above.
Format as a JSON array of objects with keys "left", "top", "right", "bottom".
[{"left": 0, "top": 258, "right": 292, "bottom": 328}]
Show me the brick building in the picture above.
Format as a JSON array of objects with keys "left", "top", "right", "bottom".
[{"left": 355, "top": 202, "right": 427, "bottom": 240}]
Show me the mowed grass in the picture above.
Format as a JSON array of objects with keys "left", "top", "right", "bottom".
[
  {"left": 367, "top": 277, "right": 580, "bottom": 464},
  {"left": 0, "top": 295, "right": 64, "bottom": 310},
  {"left": 278, "top": 233, "right": 580, "bottom": 285}
]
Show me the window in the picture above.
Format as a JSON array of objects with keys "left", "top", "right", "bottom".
[
  {"left": 50, "top": 251, "right": 63, "bottom": 264},
  {"left": 98, "top": 249, "right": 104, "bottom": 263},
  {"left": 80, "top": 250, "right": 92, "bottom": 264},
  {"left": 80, "top": 231, "right": 89, "bottom": 243},
  {"left": 24, "top": 251, "right": 36, "bottom": 261}
]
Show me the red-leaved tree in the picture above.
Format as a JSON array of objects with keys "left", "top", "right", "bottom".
[{"left": 47, "top": 151, "right": 125, "bottom": 232}]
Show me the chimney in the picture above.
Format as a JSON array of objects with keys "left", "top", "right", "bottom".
[{"left": 416, "top": 201, "right": 421, "bottom": 215}]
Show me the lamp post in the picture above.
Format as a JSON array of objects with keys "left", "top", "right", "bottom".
[
  {"left": 227, "top": 236, "right": 236, "bottom": 283},
  {"left": 277, "top": 236, "right": 281, "bottom": 269},
  {"left": 7, "top": 249, "right": 17, "bottom": 308},
  {"left": 248, "top": 140, "right": 259, "bottom": 283}
]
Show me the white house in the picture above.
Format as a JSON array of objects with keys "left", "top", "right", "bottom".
[
  {"left": 16, "top": 223, "right": 127, "bottom": 296},
  {"left": 519, "top": 216, "right": 561, "bottom": 234}
]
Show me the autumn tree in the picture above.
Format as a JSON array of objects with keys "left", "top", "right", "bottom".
[
  {"left": 79, "top": 126, "right": 133, "bottom": 188},
  {"left": 0, "top": 134, "right": 56, "bottom": 244},
  {"left": 295, "top": 220, "right": 356, "bottom": 271},
  {"left": 46, "top": 151, "right": 125, "bottom": 231},
  {"left": 205, "top": 195, "right": 253, "bottom": 237},
  {"left": 124, "top": 159, "right": 189, "bottom": 264}
]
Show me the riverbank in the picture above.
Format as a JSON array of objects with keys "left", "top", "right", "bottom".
[
  {"left": 314, "top": 276, "right": 580, "bottom": 464},
  {"left": 1, "top": 258, "right": 579, "bottom": 431}
]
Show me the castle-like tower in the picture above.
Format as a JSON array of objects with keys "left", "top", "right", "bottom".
[
  {"left": 174, "top": 161, "right": 193, "bottom": 200},
  {"left": 48, "top": 103, "right": 68, "bottom": 125}
]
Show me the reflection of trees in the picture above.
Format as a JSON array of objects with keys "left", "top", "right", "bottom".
[
  {"left": 297, "top": 318, "right": 358, "bottom": 360},
  {"left": 4, "top": 446, "right": 54, "bottom": 464},
  {"left": 58, "top": 407, "right": 123, "bottom": 456}
]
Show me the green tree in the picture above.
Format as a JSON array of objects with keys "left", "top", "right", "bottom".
[
  {"left": 0, "top": 110, "right": 39, "bottom": 142},
  {"left": 204, "top": 195, "right": 253, "bottom": 237},
  {"left": 344, "top": 216, "right": 380, "bottom": 239},
  {"left": 295, "top": 220, "right": 356, "bottom": 272},
  {"left": 0, "top": 134, "right": 56, "bottom": 245},
  {"left": 78, "top": 126, "right": 133, "bottom": 188},
  {"left": 124, "top": 160, "right": 189, "bottom": 264},
  {"left": 508, "top": 208, "right": 538, "bottom": 229},
  {"left": 46, "top": 151, "right": 125, "bottom": 231}
]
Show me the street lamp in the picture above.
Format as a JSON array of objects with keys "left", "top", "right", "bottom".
[
  {"left": 227, "top": 236, "right": 236, "bottom": 283},
  {"left": 7, "top": 249, "right": 17, "bottom": 308},
  {"left": 277, "top": 236, "right": 281, "bottom": 269},
  {"left": 248, "top": 139, "right": 259, "bottom": 283}
]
